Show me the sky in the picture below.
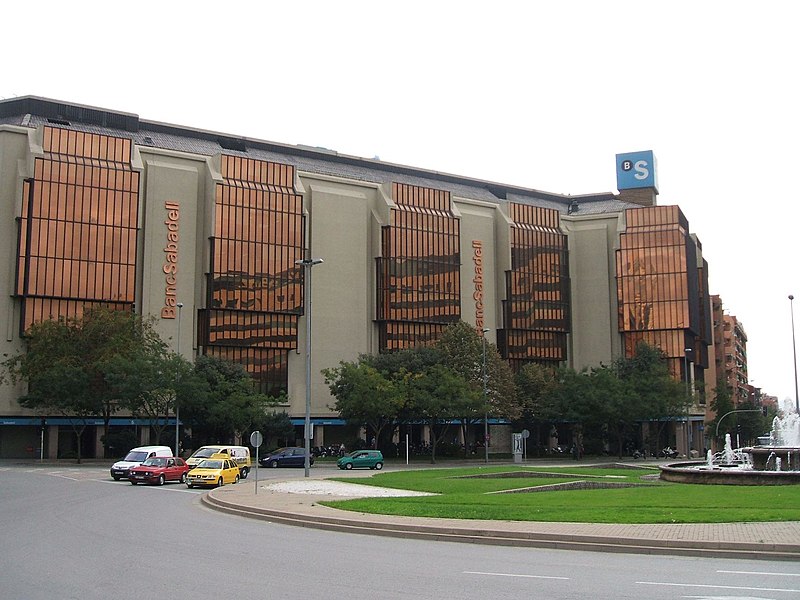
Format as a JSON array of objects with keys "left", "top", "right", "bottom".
[{"left": 3, "top": 1, "right": 799, "bottom": 405}]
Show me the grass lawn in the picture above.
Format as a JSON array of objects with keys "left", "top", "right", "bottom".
[{"left": 321, "top": 466, "right": 800, "bottom": 524}]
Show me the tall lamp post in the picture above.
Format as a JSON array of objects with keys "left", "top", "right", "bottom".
[
  {"left": 482, "top": 328, "right": 490, "bottom": 464},
  {"left": 790, "top": 295, "right": 799, "bottom": 414},
  {"left": 296, "top": 258, "right": 324, "bottom": 478},
  {"left": 684, "top": 347, "right": 692, "bottom": 457},
  {"left": 175, "top": 302, "right": 183, "bottom": 458}
]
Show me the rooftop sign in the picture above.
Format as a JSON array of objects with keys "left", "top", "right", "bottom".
[{"left": 616, "top": 150, "right": 658, "bottom": 193}]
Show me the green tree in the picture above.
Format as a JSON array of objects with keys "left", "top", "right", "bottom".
[
  {"left": 323, "top": 360, "right": 404, "bottom": 446},
  {"left": 436, "top": 321, "right": 519, "bottom": 454},
  {"left": 514, "top": 362, "right": 558, "bottom": 455},
  {"left": 588, "top": 365, "right": 637, "bottom": 457},
  {"left": 612, "top": 342, "right": 688, "bottom": 454},
  {"left": 707, "top": 378, "right": 735, "bottom": 449},
  {"left": 257, "top": 410, "right": 296, "bottom": 450},
  {"left": 404, "top": 363, "right": 479, "bottom": 463},
  {"left": 183, "top": 355, "right": 277, "bottom": 445},
  {"left": 105, "top": 348, "right": 202, "bottom": 448},
  {"left": 1, "top": 307, "right": 166, "bottom": 461},
  {"left": 734, "top": 400, "right": 769, "bottom": 446}
]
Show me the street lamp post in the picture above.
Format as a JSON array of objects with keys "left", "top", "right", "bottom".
[
  {"left": 296, "top": 258, "right": 324, "bottom": 478},
  {"left": 482, "top": 328, "right": 490, "bottom": 464},
  {"left": 790, "top": 295, "right": 799, "bottom": 414},
  {"left": 175, "top": 302, "right": 183, "bottom": 458},
  {"left": 684, "top": 347, "right": 692, "bottom": 457}
]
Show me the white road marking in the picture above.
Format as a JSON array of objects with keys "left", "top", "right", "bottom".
[
  {"left": 464, "top": 571, "right": 569, "bottom": 580},
  {"left": 718, "top": 570, "right": 800, "bottom": 577},
  {"left": 638, "top": 581, "right": 800, "bottom": 593},
  {"left": 684, "top": 596, "right": 780, "bottom": 600}
]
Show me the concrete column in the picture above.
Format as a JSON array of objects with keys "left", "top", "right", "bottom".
[
  {"left": 95, "top": 427, "right": 105, "bottom": 459},
  {"left": 46, "top": 426, "right": 59, "bottom": 459}
]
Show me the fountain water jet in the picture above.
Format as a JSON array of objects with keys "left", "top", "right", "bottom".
[{"left": 660, "top": 400, "right": 800, "bottom": 485}]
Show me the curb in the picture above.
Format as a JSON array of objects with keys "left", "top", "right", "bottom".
[{"left": 202, "top": 490, "right": 800, "bottom": 561}]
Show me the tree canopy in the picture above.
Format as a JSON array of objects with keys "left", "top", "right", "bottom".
[
  {"left": 1, "top": 307, "right": 166, "bottom": 461},
  {"left": 181, "top": 355, "right": 279, "bottom": 447}
]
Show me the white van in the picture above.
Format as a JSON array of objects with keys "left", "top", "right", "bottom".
[
  {"left": 186, "top": 445, "right": 252, "bottom": 478},
  {"left": 110, "top": 445, "right": 173, "bottom": 480}
]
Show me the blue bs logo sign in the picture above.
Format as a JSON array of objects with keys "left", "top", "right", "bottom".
[{"left": 616, "top": 150, "right": 658, "bottom": 192}]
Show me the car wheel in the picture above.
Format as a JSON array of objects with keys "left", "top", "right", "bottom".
[
  {"left": 217, "top": 477, "right": 224, "bottom": 487},
  {"left": 241, "top": 467, "right": 249, "bottom": 479},
  {"left": 234, "top": 474, "right": 240, "bottom": 484},
  {"left": 158, "top": 474, "right": 165, "bottom": 486},
  {"left": 187, "top": 483, "right": 193, "bottom": 489},
  {"left": 180, "top": 473, "right": 187, "bottom": 484},
  {"left": 375, "top": 462, "right": 383, "bottom": 470},
  {"left": 270, "top": 461, "right": 278, "bottom": 468},
  {"left": 130, "top": 480, "right": 137, "bottom": 485},
  {"left": 345, "top": 463, "right": 353, "bottom": 470},
  {"left": 112, "top": 476, "right": 120, "bottom": 481}
]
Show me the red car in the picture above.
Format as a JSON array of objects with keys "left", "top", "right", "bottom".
[{"left": 128, "top": 457, "right": 190, "bottom": 486}]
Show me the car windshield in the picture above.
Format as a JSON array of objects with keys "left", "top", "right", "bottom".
[
  {"left": 197, "top": 460, "right": 222, "bottom": 469},
  {"left": 142, "top": 458, "right": 167, "bottom": 467},
  {"left": 123, "top": 451, "right": 148, "bottom": 462},
  {"left": 345, "top": 451, "right": 360, "bottom": 458},
  {"left": 193, "top": 448, "right": 220, "bottom": 459}
]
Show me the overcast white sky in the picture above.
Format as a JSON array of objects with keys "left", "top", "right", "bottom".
[{"left": 3, "top": 1, "right": 799, "bottom": 405}]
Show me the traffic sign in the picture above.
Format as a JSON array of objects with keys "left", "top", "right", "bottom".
[{"left": 250, "top": 430, "right": 263, "bottom": 448}]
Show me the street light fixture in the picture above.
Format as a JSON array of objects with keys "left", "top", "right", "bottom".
[
  {"left": 296, "top": 258, "right": 324, "bottom": 478},
  {"left": 482, "top": 328, "right": 490, "bottom": 464},
  {"left": 175, "top": 302, "right": 183, "bottom": 458},
  {"left": 790, "top": 295, "right": 799, "bottom": 414}
]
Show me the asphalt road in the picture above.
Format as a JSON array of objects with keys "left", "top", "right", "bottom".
[{"left": 1, "top": 464, "right": 798, "bottom": 600}]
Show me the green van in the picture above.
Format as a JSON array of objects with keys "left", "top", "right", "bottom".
[{"left": 337, "top": 449, "right": 384, "bottom": 470}]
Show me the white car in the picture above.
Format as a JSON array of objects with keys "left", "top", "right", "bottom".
[{"left": 110, "top": 445, "right": 173, "bottom": 480}]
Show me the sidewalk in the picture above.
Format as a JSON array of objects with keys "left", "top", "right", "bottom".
[{"left": 204, "top": 471, "right": 800, "bottom": 561}]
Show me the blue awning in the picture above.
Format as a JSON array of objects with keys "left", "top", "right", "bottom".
[
  {"left": 0, "top": 417, "right": 178, "bottom": 426},
  {"left": 290, "top": 418, "right": 349, "bottom": 426},
  {"left": 0, "top": 418, "right": 42, "bottom": 426}
]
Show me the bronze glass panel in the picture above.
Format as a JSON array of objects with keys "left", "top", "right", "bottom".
[
  {"left": 203, "top": 156, "right": 303, "bottom": 391},
  {"left": 15, "top": 132, "right": 139, "bottom": 333},
  {"left": 500, "top": 203, "right": 569, "bottom": 365},
  {"left": 376, "top": 184, "right": 461, "bottom": 352}
]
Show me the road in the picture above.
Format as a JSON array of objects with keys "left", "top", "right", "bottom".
[{"left": 1, "top": 463, "right": 798, "bottom": 600}]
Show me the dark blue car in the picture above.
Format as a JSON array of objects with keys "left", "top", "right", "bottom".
[{"left": 259, "top": 447, "right": 315, "bottom": 468}]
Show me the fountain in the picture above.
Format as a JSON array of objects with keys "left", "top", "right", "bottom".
[{"left": 659, "top": 399, "right": 800, "bottom": 485}]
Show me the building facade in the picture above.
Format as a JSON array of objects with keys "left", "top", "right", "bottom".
[
  {"left": 711, "top": 294, "right": 750, "bottom": 405},
  {"left": 0, "top": 97, "right": 712, "bottom": 458}
]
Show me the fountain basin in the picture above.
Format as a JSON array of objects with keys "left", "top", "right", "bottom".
[
  {"left": 659, "top": 460, "right": 800, "bottom": 485},
  {"left": 744, "top": 446, "right": 800, "bottom": 471}
]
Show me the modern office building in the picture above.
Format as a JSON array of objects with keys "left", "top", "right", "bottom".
[{"left": 0, "top": 97, "right": 712, "bottom": 458}]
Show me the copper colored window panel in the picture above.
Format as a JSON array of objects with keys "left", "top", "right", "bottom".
[
  {"left": 499, "top": 203, "right": 569, "bottom": 367},
  {"left": 204, "top": 345, "right": 289, "bottom": 395},
  {"left": 616, "top": 206, "right": 699, "bottom": 366},
  {"left": 201, "top": 156, "right": 304, "bottom": 394},
  {"left": 15, "top": 127, "right": 139, "bottom": 333},
  {"left": 376, "top": 183, "right": 461, "bottom": 352},
  {"left": 201, "top": 309, "right": 298, "bottom": 349}
]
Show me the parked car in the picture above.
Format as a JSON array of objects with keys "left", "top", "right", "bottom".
[
  {"left": 337, "top": 450, "right": 384, "bottom": 470},
  {"left": 110, "top": 445, "right": 173, "bottom": 481},
  {"left": 128, "top": 457, "right": 190, "bottom": 485},
  {"left": 186, "top": 445, "right": 252, "bottom": 478},
  {"left": 186, "top": 454, "right": 241, "bottom": 488},
  {"left": 259, "top": 447, "right": 314, "bottom": 468}
]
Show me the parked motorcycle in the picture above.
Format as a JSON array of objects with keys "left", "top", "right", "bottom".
[{"left": 659, "top": 446, "right": 679, "bottom": 459}]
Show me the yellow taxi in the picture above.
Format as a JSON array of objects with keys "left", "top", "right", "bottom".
[{"left": 186, "top": 453, "right": 241, "bottom": 489}]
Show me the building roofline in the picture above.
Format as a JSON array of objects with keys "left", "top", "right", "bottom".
[{"left": 0, "top": 95, "right": 619, "bottom": 206}]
